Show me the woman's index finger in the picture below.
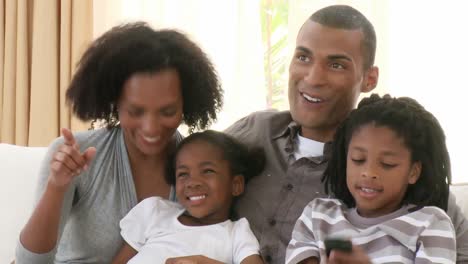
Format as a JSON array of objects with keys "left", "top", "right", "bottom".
[{"left": 61, "top": 128, "right": 77, "bottom": 147}]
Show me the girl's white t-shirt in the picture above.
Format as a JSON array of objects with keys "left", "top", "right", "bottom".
[{"left": 120, "top": 197, "right": 260, "bottom": 264}]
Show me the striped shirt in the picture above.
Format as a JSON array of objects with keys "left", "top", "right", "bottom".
[{"left": 286, "top": 198, "right": 456, "bottom": 264}]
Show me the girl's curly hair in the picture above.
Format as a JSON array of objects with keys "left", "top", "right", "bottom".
[{"left": 323, "top": 94, "right": 451, "bottom": 211}]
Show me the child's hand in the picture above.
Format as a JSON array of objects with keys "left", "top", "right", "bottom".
[
  {"left": 327, "top": 244, "right": 371, "bottom": 264},
  {"left": 48, "top": 128, "right": 96, "bottom": 191},
  {"left": 166, "top": 255, "right": 224, "bottom": 264}
]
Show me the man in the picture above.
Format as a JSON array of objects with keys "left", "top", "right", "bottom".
[{"left": 226, "top": 5, "right": 468, "bottom": 263}]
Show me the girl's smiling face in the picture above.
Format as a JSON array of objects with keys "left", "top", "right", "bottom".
[
  {"left": 175, "top": 139, "right": 244, "bottom": 225},
  {"left": 346, "top": 123, "right": 421, "bottom": 218}
]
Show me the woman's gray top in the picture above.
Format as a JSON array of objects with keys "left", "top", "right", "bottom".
[{"left": 15, "top": 126, "right": 181, "bottom": 264}]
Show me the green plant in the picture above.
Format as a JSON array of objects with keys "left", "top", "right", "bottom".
[{"left": 261, "top": 0, "right": 289, "bottom": 110}]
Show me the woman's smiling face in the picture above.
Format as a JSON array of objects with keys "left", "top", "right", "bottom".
[{"left": 119, "top": 69, "right": 183, "bottom": 159}]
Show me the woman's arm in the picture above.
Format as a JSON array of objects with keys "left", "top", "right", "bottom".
[
  {"left": 19, "top": 128, "right": 96, "bottom": 253},
  {"left": 20, "top": 181, "right": 70, "bottom": 252},
  {"left": 112, "top": 242, "right": 138, "bottom": 264}
]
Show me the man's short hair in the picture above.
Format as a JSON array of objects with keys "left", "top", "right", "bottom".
[{"left": 310, "top": 5, "right": 376, "bottom": 70}]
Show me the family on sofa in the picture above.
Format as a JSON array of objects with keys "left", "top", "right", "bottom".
[{"left": 13, "top": 5, "right": 468, "bottom": 264}]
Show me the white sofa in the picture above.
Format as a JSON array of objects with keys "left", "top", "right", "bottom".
[
  {"left": 0, "top": 143, "right": 49, "bottom": 263},
  {"left": 1, "top": 143, "right": 467, "bottom": 263}
]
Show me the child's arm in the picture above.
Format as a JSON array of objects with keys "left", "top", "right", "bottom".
[
  {"left": 164, "top": 254, "right": 264, "bottom": 264},
  {"left": 165, "top": 255, "right": 224, "bottom": 264},
  {"left": 111, "top": 242, "right": 137, "bottom": 264},
  {"left": 415, "top": 208, "right": 456, "bottom": 263},
  {"left": 240, "top": 254, "right": 264, "bottom": 264},
  {"left": 296, "top": 257, "right": 319, "bottom": 264},
  {"left": 286, "top": 201, "right": 320, "bottom": 264},
  {"left": 239, "top": 254, "right": 316, "bottom": 264},
  {"left": 326, "top": 244, "right": 371, "bottom": 264}
]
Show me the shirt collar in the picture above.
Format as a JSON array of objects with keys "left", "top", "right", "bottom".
[
  {"left": 272, "top": 119, "right": 333, "bottom": 160},
  {"left": 272, "top": 119, "right": 300, "bottom": 140}
]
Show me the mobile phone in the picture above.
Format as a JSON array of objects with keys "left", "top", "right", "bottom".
[{"left": 324, "top": 238, "right": 352, "bottom": 257}]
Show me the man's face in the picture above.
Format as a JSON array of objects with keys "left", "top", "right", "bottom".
[{"left": 288, "top": 20, "right": 378, "bottom": 142}]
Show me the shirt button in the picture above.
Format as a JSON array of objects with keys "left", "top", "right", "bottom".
[
  {"left": 286, "top": 183, "right": 293, "bottom": 190},
  {"left": 268, "top": 219, "right": 276, "bottom": 226}
]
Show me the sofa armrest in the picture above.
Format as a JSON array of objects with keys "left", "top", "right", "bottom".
[
  {"left": 0, "top": 144, "right": 47, "bottom": 263},
  {"left": 450, "top": 183, "right": 468, "bottom": 219}
]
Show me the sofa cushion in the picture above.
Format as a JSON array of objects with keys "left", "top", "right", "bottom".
[
  {"left": 0, "top": 143, "right": 47, "bottom": 263},
  {"left": 450, "top": 184, "right": 468, "bottom": 218}
]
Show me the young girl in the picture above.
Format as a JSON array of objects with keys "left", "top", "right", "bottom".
[
  {"left": 286, "top": 94, "right": 456, "bottom": 263},
  {"left": 112, "top": 130, "right": 265, "bottom": 264}
]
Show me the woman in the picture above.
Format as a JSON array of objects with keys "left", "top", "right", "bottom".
[{"left": 15, "top": 22, "right": 223, "bottom": 264}]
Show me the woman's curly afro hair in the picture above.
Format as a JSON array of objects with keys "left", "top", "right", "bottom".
[{"left": 66, "top": 22, "right": 223, "bottom": 132}]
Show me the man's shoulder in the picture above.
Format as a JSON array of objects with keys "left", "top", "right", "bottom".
[
  {"left": 240, "top": 109, "right": 292, "bottom": 123},
  {"left": 225, "top": 110, "right": 292, "bottom": 134}
]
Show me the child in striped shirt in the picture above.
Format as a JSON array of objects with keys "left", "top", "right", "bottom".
[{"left": 286, "top": 94, "right": 456, "bottom": 264}]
